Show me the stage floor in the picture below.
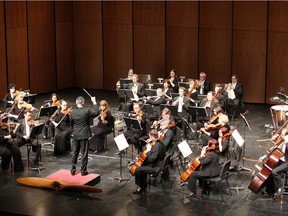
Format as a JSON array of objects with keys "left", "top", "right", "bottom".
[{"left": 0, "top": 88, "right": 287, "bottom": 216}]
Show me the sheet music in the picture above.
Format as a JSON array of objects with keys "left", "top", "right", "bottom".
[
  {"left": 232, "top": 129, "right": 245, "bottom": 147},
  {"left": 178, "top": 140, "right": 193, "bottom": 158},
  {"left": 114, "top": 134, "right": 129, "bottom": 151}
]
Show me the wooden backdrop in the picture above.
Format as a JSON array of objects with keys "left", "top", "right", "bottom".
[{"left": 0, "top": 1, "right": 288, "bottom": 104}]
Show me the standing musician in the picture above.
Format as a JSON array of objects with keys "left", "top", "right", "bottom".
[
  {"left": 133, "top": 129, "right": 166, "bottom": 194},
  {"left": 15, "top": 110, "right": 42, "bottom": 167},
  {"left": 43, "top": 93, "right": 61, "bottom": 139},
  {"left": 196, "top": 72, "right": 211, "bottom": 95},
  {"left": 89, "top": 100, "right": 114, "bottom": 153},
  {"left": 124, "top": 102, "right": 147, "bottom": 154},
  {"left": 167, "top": 69, "right": 180, "bottom": 93},
  {"left": 187, "top": 79, "right": 199, "bottom": 104},
  {"left": 259, "top": 128, "right": 288, "bottom": 198},
  {"left": 50, "top": 100, "right": 73, "bottom": 155},
  {"left": 186, "top": 139, "right": 220, "bottom": 197},
  {"left": 0, "top": 114, "right": 24, "bottom": 173},
  {"left": 125, "top": 74, "right": 145, "bottom": 112},
  {"left": 163, "top": 79, "right": 174, "bottom": 101},
  {"left": 70, "top": 96, "right": 98, "bottom": 176},
  {"left": 3, "top": 83, "right": 16, "bottom": 110}
]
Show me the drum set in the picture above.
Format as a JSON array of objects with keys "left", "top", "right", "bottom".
[{"left": 270, "top": 92, "right": 288, "bottom": 130}]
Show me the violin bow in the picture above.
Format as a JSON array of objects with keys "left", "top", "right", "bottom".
[
  {"left": 16, "top": 177, "right": 102, "bottom": 193},
  {"left": 55, "top": 106, "right": 73, "bottom": 128}
]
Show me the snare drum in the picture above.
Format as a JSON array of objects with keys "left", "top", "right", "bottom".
[{"left": 270, "top": 105, "right": 288, "bottom": 129}]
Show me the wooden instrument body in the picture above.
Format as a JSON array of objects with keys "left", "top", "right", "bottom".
[
  {"left": 248, "top": 148, "right": 283, "bottom": 194},
  {"left": 129, "top": 150, "right": 147, "bottom": 175},
  {"left": 180, "top": 157, "right": 201, "bottom": 182}
]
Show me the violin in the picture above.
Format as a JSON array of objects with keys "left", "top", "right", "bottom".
[
  {"left": 62, "top": 107, "right": 72, "bottom": 115},
  {"left": 18, "top": 101, "right": 38, "bottom": 111},
  {"left": 13, "top": 89, "right": 25, "bottom": 97},
  {"left": 0, "top": 122, "right": 19, "bottom": 130},
  {"left": 100, "top": 109, "right": 108, "bottom": 124},
  {"left": 187, "top": 80, "right": 198, "bottom": 98},
  {"left": 52, "top": 100, "right": 61, "bottom": 108}
]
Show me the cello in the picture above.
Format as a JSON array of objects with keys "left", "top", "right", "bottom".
[{"left": 248, "top": 138, "right": 284, "bottom": 194}]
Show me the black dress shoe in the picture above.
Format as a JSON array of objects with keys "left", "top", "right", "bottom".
[
  {"left": 70, "top": 169, "right": 76, "bottom": 176},
  {"left": 81, "top": 171, "right": 91, "bottom": 176},
  {"left": 262, "top": 190, "right": 273, "bottom": 198},
  {"left": 133, "top": 187, "right": 146, "bottom": 194}
]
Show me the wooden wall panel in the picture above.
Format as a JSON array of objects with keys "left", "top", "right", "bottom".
[
  {"left": 5, "top": 1, "right": 29, "bottom": 91},
  {"left": 267, "top": 2, "right": 288, "bottom": 103},
  {"left": 27, "top": 1, "right": 56, "bottom": 93},
  {"left": 103, "top": 2, "right": 132, "bottom": 91},
  {"left": 133, "top": 1, "right": 165, "bottom": 81},
  {"left": 73, "top": 2, "right": 103, "bottom": 89},
  {"left": 0, "top": 2, "right": 7, "bottom": 99},
  {"left": 233, "top": 2, "right": 267, "bottom": 103},
  {"left": 199, "top": 2, "right": 232, "bottom": 84},
  {"left": 55, "top": 2, "right": 74, "bottom": 89},
  {"left": 166, "top": 1, "right": 198, "bottom": 80}
]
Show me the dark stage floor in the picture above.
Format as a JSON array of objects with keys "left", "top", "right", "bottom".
[{"left": 0, "top": 88, "right": 288, "bottom": 216}]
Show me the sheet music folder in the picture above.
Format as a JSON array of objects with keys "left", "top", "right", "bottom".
[{"left": 123, "top": 116, "right": 142, "bottom": 130}]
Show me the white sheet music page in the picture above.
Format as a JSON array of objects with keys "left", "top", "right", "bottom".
[
  {"left": 114, "top": 134, "right": 129, "bottom": 151},
  {"left": 178, "top": 140, "right": 193, "bottom": 158},
  {"left": 232, "top": 129, "right": 245, "bottom": 147}
]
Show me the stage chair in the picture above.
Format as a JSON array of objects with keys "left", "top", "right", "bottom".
[
  {"left": 203, "top": 160, "right": 232, "bottom": 202},
  {"left": 104, "top": 116, "right": 116, "bottom": 151},
  {"left": 147, "top": 153, "right": 171, "bottom": 192}
]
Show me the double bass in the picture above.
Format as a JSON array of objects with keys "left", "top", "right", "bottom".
[{"left": 248, "top": 138, "right": 284, "bottom": 194}]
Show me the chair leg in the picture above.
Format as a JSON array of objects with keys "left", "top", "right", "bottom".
[{"left": 226, "top": 178, "right": 232, "bottom": 196}]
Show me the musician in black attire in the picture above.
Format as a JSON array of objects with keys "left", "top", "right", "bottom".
[
  {"left": 0, "top": 118, "right": 24, "bottom": 173},
  {"left": 196, "top": 72, "right": 211, "bottom": 95},
  {"left": 3, "top": 83, "right": 16, "bottom": 110},
  {"left": 124, "top": 102, "right": 147, "bottom": 154},
  {"left": 126, "top": 74, "right": 145, "bottom": 112},
  {"left": 50, "top": 100, "right": 72, "bottom": 155},
  {"left": 134, "top": 129, "right": 166, "bottom": 194},
  {"left": 89, "top": 100, "right": 114, "bottom": 153},
  {"left": 145, "top": 88, "right": 167, "bottom": 121},
  {"left": 70, "top": 96, "right": 98, "bottom": 176},
  {"left": 187, "top": 139, "right": 220, "bottom": 197}
]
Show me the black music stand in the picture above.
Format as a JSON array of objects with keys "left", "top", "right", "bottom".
[
  {"left": 125, "top": 90, "right": 135, "bottom": 100},
  {"left": 143, "top": 104, "right": 154, "bottom": 115},
  {"left": 38, "top": 106, "right": 58, "bottom": 119},
  {"left": 197, "top": 94, "right": 207, "bottom": 103},
  {"left": 29, "top": 123, "right": 45, "bottom": 172},
  {"left": 160, "top": 104, "right": 178, "bottom": 117},
  {"left": 119, "top": 79, "right": 132, "bottom": 89},
  {"left": 171, "top": 93, "right": 180, "bottom": 101},
  {"left": 123, "top": 117, "right": 142, "bottom": 161},
  {"left": 152, "top": 83, "right": 163, "bottom": 89},
  {"left": 188, "top": 106, "right": 208, "bottom": 122},
  {"left": 145, "top": 89, "right": 157, "bottom": 97},
  {"left": 113, "top": 134, "right": 130, "bottom": 183},
  {"left": 23, "top": 94, "right": 37, "bottom": 104}
]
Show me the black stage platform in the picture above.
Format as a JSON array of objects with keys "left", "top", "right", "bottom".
[{"left": 0, "top": 88, "right": 288, "bottom": 216}]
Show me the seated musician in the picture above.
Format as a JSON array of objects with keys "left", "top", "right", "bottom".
[
  {"left": 199, "top": 91, "right": 219, "bottom": 121},
  {"left": 116, "top": 68, "right": 134, "bottom": 110},
  {"left": 163, "top": 79, "right": 174, "bottom": 101},
  {"left": 3, "top": 83, "right": 16, "bottom": 110},
  {"left": 214, "top": 84, "right": 226, "bottom": 109},
  {"left": 145, "top": 88, "right": 167, "bottom": 121},
  {"left": 8, "top": 93, "right": 37, "bottom": 121},
  {"left": 0, "top": 115, "right": 24, "bottom": 173},
  {"left": 187, "top": 138, "right": 220, "bottom": 197},
  {"left": 125, "top": 74, "right": 145, "bottom": 112},
  {"left": 198, "top": 106, "right": 229, "bottom": 146},
  {"left": 259, "top": 128, "right": 288, "bottom": 198},
  {"left": 158, "top": 118, "right": 174, "bottom": 153},
  {"left": 124, "top": 102, "right": 147, "bottom": 154},
  {"left": 133, "top": 129, "right": 166, "bottom": 194},
  {"left": 15, "top": 110, "right": 42, "bottom": 167},
  {"left": 43, "top": 93, "right": 61, "bottom": 139},
  {"left": 196, "top": 72, "right": 211, "bottom": 95},
  {"left": 218, "top": 127, "right": 231, "bottom": 165},
  {"left": 89, "top": 100, "right": 114, "bottom": 153},
  {"left": 224, "top": 74, "right": 244, "bottom": 120},
  {"left": 50, "top": 100, "right": 73, "bottom": 155}
]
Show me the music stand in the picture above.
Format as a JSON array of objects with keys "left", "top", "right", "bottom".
[
  {"left": 160, "top": 104, "right": 178, "bottom": 117},
  {"left": 29, "top": 123, "right": 45, "bottom": 172},
  {"left": 145, "top": 89, "right": 157, "bottom": 97},
  {"left": 188, "top": 106, "right": 208, "bottom": 122},
  {"left": 38, "top": 106, "right": 58, "bottom": 119},
  {"left": 152, "top": 83, "right": 163, "bottom": 89},
  {"left": 177, "top": 140, "right": 193, "bottom": 187},
  {"left": 125, "top": 90, "right": 135, "bottom": 100},
  {"left": 113, "top": 134, "right": 130, "bottom": 183},
  {"left": 119, "top": 79, "right": 132, "bottom": 89},
  {"left": 178, "top": 82, "right": 189, "bottom": 90},
  {"left": 23, "top": 94, "right": 37, "bottom": 104},
  {"left": 171, "top": 93, "right": 180, "bottom": 101},
  {"left": 197, "top": 94, "right": 206, "bottom": 103},
  {"left": 143, "top": 104, "right": 154, "bottom": 115}
]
